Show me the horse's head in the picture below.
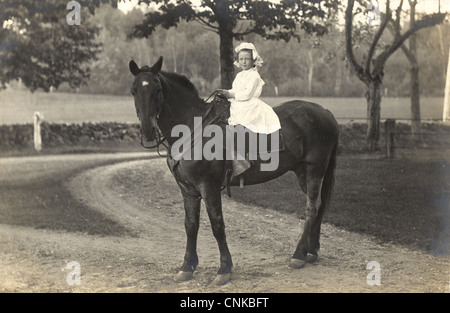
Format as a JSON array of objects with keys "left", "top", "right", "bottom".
[{"left": 129, "top": 57, "right": 164, "bottom": 142}]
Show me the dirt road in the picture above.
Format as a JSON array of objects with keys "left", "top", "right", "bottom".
[{"left": 0, "top": 155, "right": 448, "bottom": 293}]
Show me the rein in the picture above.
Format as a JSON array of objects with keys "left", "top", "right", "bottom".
[
  {"left": 140, "top": 89, "right": 225, "bottom": 158},
  {"left": 205, "top": 90, "right": 220, "bottom": 103},
  {"left": 140, "top": 130, "right": 169, "bottom": 157}
]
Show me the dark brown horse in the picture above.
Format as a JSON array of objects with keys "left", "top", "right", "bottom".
[{"left": 129, "top": 57, "right": 339, "bottom": 285}]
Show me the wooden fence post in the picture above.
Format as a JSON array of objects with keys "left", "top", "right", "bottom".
[
  {"left": 385, "top": 119, "right": 396, "bottom": 158},
  {"left": 33, "top": 112, "right": 42, "bottom": 152}
]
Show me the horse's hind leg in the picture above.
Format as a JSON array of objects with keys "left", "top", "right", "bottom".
[
  {"left": 175, "top": 194, "right": 201, "bottom": 282},
  {"left": 290, "top": 162, "right": 327, "bottom": 269}
]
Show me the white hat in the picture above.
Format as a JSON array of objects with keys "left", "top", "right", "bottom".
[{"left": 234, "top": 42, "right": 264, "bottom": 68}]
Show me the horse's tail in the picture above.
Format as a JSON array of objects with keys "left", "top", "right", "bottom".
[{"left": 320, "top": 141, "right": 338, "bottom": 213}]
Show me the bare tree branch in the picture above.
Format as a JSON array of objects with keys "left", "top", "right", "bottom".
[
  {"left": 345, "top": 0, "right": 370, "bottom": 85},
  {"left": 387, "top": 23, "right": 415, "bottom": 63},
  {"left": 373, "top": 12, "right": 446, "bottom": 75},
  {"left": 194, "top": 15, "right": 219, "bottom": 31},
  {"left": 365, "top": 0, "right": 392, "bottom": 75},
  {"left": 394, "top": 0, "right": 405, "bottom": 40}
]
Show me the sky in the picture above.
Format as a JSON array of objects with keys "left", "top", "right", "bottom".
[{"left": 118, "top": 0, "right": 450, "bottom": 14}]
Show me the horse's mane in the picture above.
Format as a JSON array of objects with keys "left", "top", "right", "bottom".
[
  {"left": 161, "top": 71, "right": 200, "bottom": 99},
  {"left": 139, "top": 66, "right": 200, "bottom": 99}
]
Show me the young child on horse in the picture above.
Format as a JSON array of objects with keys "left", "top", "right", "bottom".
[{"left": 217, "top": 42, "right": 281, "bottom": 179}]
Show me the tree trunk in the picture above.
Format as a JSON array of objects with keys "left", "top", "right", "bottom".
[
  {"left": 334, "top": 62, "right": 342, "bottom": 96},
  {"left": 437, "top": 26, "right": 446, "bottom": 84},
  {"left": 444, "top": 46, "right": 450, "bottom": 122},
  {"left": 365, "top": 78, "right": 382, "bottom": 150},
  {"left": 171, "top": 45, "right": 177, "bottom": 73},
  {"left": 410, "top": 65, "right": 422, "bottom": 138},
  {"left": 307, "top": 50, "right": 314, "bottom": 97},
  {"left": 182, "top": 45, "right": 187, "bottom": 74},
  {"left": 219, "top": 25, "right": 234, "bottom": 89},
  {"left": 408, "top": 1, "right": 422, "bottom": 138}
]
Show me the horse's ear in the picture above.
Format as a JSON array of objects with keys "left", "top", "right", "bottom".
[
  {"left": 129, "top": 60, "right": 140, "bottom": 76},
  {"left": 150, "top": 56, "right": 163, "bottom": 74}
]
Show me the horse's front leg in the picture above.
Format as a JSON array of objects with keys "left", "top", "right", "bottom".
[
  {"left": 201, "top": 184, "right": 233, "bottom": 285},
  {"left": 175, "top": 194, "right": 201, "bottom": 282}
]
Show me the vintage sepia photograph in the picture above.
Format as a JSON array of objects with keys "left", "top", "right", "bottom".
[{"left": 0, "top": 0, "right": 448, "bottom": 297}]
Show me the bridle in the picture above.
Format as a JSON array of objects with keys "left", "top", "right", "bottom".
[
  {"left": 136, "top": 77, "right": 223, "bottom": 158},
  {"left": 140, "top": 127, "right": 169, "bottom": 156},
  {"left": 135, "top": 73, "right": 169, "bottom": 156}
]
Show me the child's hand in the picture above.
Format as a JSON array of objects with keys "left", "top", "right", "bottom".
[
  {"left": 216, "top": 89, "right": 227, "bottom": 97},
  {"left": 216, "top": 89, "right": 232, "bottom": 98}
]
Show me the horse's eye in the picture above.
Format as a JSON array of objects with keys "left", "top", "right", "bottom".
[{"left": 130, "top": 88, "right": 136, "bottom": 96}]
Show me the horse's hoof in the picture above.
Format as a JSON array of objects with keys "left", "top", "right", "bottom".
[
  {"left": 174, "top": 271, "right": 193, "bottom": 282},
  {"left": 289, "top": 258, "right": 306, "bottom": 269},
  {"left": 211, "top": 273, "right": 232, "bottom": 286},
  {"left": 306, "top": 254, "right": 318, "bottom": 264}
]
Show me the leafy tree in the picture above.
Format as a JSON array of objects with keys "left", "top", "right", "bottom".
[
  {"left": 84, "top": 4, "right": 145, "bottom": 94},
  {"left": 0, "top": 0, "right": 117, "bottom": 91},
  {"left": 85, "top": 5, "right": 220, "bottom": 95},
  {"left": 345, "top": 0, "right": 446, "bottom": 150},
  {"left": 131, "top": 0, "right": 339, "bottom": 89}
]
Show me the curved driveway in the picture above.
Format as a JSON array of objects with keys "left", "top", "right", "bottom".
[{"left": 0, "top": 153, "right": 448, "bottom": 292}]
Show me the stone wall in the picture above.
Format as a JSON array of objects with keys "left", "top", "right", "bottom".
[
  {"left": 1, "top": 121, "right": 448, "bottom": 153},
  {"left": 0, "top": 122, "right": 141, "bottom": 150}
]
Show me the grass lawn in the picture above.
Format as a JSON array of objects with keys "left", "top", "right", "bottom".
[
  {"left": 0, "top": 89, "right": 445, "bottom": 124},
  {"left": 0, "top": 89, "right": 135, "bottom": 125},
  {"left": 229, "top": 154, "right": 450, "bottom": 255}
]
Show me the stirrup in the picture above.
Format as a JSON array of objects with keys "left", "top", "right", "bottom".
[{"left": 232, "top": 159, "right": 251, "bottom": 177}]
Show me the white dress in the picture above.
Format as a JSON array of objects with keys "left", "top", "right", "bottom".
[{"left": 227, "top": 68, "right": 281, "bottom": 134}]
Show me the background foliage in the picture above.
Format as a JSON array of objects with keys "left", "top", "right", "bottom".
[
  {"left": 2, "top": 2, "right": 448, "bottom": 97},
  {"left": 77, "top": 4, "right": 449, "bottom": 97}
]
